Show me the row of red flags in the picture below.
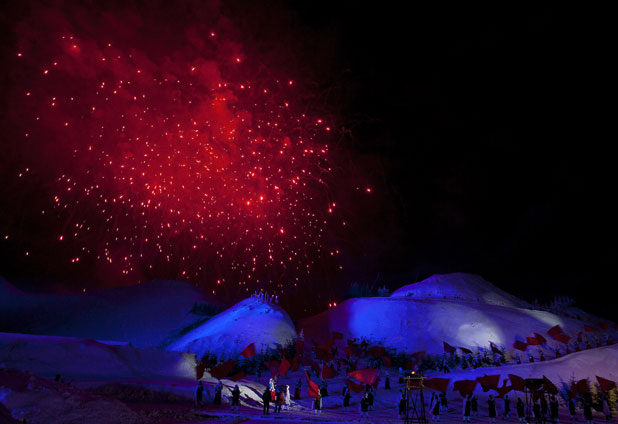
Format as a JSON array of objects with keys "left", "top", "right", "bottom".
[{"left": 445, "top": 322, "right": 617, "bottom": 355}]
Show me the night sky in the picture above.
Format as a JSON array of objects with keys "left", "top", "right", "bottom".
[{"left": 1, "top": 2, "right": 615, "bottom": 320}]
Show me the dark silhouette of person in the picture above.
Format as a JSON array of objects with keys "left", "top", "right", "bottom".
[{"left": 262, "top": 387, "right": 271, "bottom": 414}]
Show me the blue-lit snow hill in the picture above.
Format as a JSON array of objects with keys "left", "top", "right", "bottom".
[
  {"left": 300, "top": 273, "right": 613, "bottom": 355},
  {"left": 168, "top": 297, "right": 297, "bottom": 359}
]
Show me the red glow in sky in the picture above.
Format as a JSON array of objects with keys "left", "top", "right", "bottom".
[{"left": 6, "top": 1, "right": 351, "bottom": 296}]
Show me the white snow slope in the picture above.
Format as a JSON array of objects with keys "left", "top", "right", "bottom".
[
  {"left": 168, "top": 297, "right": 297, "bottom": 359},
  {"left": 427, "top": 343, "right": 618, "bottom": 393},
  {"left": 0, "top": 277, "right": 220, "bottom": 348},
  {"left": 301, "top": 273, "right": 614, "bottom": 354}
]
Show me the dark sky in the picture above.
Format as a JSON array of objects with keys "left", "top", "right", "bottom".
[
  {"left": 1, "top": 2, "right": 615, "bottom": 320},
  {"left": 226, "top": 2, "right": 616, "bottom": 318}
]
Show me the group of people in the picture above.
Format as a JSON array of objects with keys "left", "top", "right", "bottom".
[
  {"left": 250, "top": 291, "right": 278, "bottom": 304},
  {"left": 458, "top": 392, "right": 615, "bottom": 424},
  {"left": 194, "top": 380, "right": 240, "bottom": 411},
  {"left": 261, "top": 377, "right": 291, "bottom": 414}
]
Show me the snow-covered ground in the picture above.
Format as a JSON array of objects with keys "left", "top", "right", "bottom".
[
  {"left": 301, "top": 273, "right": 614, "bottom": 355},
  {"left": 2, "top": 272, "right": 617, "bottom": 423}
]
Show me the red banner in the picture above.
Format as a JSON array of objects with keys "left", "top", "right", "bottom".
[
  {"left": 346, "top": 378, "right": 365, "bottom": 393},
  {"left": 210, "top": 359, "right": 235, "bottom": 380},
  {"left": 490, "top": 342, "right": 502, "bottom": 355},
  {"left": 508, "top": 374, "right": 525, "bottom": 392},
  {"left": 321, "top": 363, "right": 337, "bottom": 379},
  {"left": 547, "top": 325, "right": 564, "bottom": 338},
  {"left": 280, "top": 357, "right": 291, "bottom": 377},
  {"left": 459, "top": 347, "right": 473, "bottom": 354},
  {"left": 598, "top": 322, "right": 611, "bottom": 331},
  {"left": 526, "top": 336, "right": 541, "bottom": 346},
  {"left": 453, "top": 379, "right": 477, "bottom": 397},
  {"left": 443, "top": 341, "right": 456, "bottom": 354},
  {"left": 425, "top": 378, "right": 451, "bottom": 393},
  {"left": 574, "top": 379, "right": 590, "bottom": 395},
  {"left": 534, "top": 333, "right": 547, "bottom": 344},
  {"left": 584, "top": 325, "right": 597, "bottom": 332},
  {"left": 596, "top": 376, "right": 617, "bottom": 392},
  {"left": 477, "top": 374, "right": 500, "bottom": 392},
  {"left": 305, "top": 370, "right": 320, "bottom": 399},
  {"left": 555, "top": 333, "right": 571, "bottom": 344},
  {"left": 240, "top": 343, "right": 256, "bottom": 358},
  {"left": 381, "top": 356, "right": 392, "bottom": 368},
  {"left": 348, "top": 369, "right": 379, "bottom": 386},
  {"left": 513, "top": 340, "right": 528, "bottom": 351},
  {"left": 543, "top": 376, "right": 558, "bottom": 395}
]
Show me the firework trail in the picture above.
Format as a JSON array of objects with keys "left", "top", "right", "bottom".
[{"left": 2, "top": 0, "right": 360, "bottom": 299}]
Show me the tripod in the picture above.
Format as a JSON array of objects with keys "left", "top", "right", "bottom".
[{"left": 404, "top": 373, "right": 428, "bottom": 424}]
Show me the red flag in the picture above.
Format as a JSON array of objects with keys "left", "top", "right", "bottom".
[
  {"left": 534, "top": 333, "right": 547, "bottom": 344},
  {"left": 348, "top": 369, "right": 379, "bottom": 386},
  {"left": 332, "top": 331, "right": 344, "bottom": 339},
  {"left": 596, "top": 376, "right": 617, "bottom": 392},
  {"left": 305, "top": 370, "right": 320, "bottom": 399},
  {"left": 598, "top": 322, "right": 611, "bottom": 331},
  {"left": 265, "top": 360, "right": 280, "bottom": 377},
  {"left": 496, "top": 382, "right": 513, "bottom": 398},
  {"left": 547, "top": 325, "right": 564, "bottom": 338},
  {"left": 508, "top": 374, "right": 525, "bottom": 392},
  {"left": 574, "top": 379, "right": 590, "bottom": 395},
  {"left": 459, "top": 347, "right": 473, "bottom": 354},
  {"left": 230, "top": 371, "right": 246, "bottom": 381},
  {"left": 490, "top": 342, "right": 502, "bottom": 355},
  {"left": 477, "top": 375, "right": 500, "bottom": 392},
  {"left": 425, "top": 378, "right": 451, "bottom": 393},
  {"left": 240, "top": 343, "right": 256, "bottom": 358},
  {"left": 321, "top": 363, "right": 337, "bottom": 379},
  {"left": 453, "top": 380, "right": 477, "bottom": 397},
  {"left": 369, "top": 346, "right": 386, "bottom": 358},
  {"left": 210, "top": 359, "right": 235, "bottom": 380},
  {"left": 381, "top": 356, "right": 392, "bottom": 368},
  {"left": 543, "top": 376, "right": 558, "bottom": 395},
  {"left": 443, "top": 342, "right": 456, "bottom": 354},
  {"left": 291, "top": 356, "right": 300, "bottom": 372},
  {"left": 526, "top": 336, "right": 541, "bottom": 346},
  {"left": 346, "top": 378, "right": 365, "bottom": 393},
  {"left": 279, "top": 357, "right": 291, "bottom": 377},
  {"left": 555, "top": 333, "right": 571, "bottom": 344},
  {"left": 584, "top": 325, "right": 597, "bottom": 332},
  {"left": 513, "top": 340, "right": 528, "bottom": 351}
]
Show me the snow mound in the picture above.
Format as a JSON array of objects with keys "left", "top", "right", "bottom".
[
  {"left": 391, "top": 273, "right": 528, "bottom": 307},
  {"left": 168, "top": 297, "right": 296, "bottom": 359},
  {"left": 0, "top": 279, "right": 221, "bottom": 348},
  {"left": 300, "top": 295, "right": 606, "bottom": 355}
]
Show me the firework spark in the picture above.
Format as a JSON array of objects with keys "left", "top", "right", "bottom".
[{"left": 5, "top": 1, "right": 350, "bottom": 297}]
